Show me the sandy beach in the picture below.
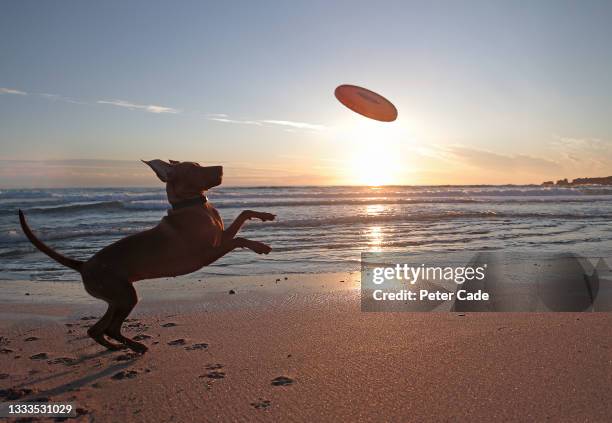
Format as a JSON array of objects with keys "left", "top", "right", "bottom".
[
  {"left": 2, "top": 273, "right": 612, "bottom": 422},
  {"left": 3, "top": 0, "right": 612, "bottom": 421}
]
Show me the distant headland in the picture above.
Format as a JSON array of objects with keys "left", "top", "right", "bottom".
[{"left": 542, "top": 176, "right": 612, "bottom": 186}]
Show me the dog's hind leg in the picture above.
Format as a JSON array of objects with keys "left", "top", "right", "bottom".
[
  {"left": 104, "top": 282, "right": 148, "bottom": 354},
  {"left": 87, "top": 304, "right": 123, "bottom": 351},
  {"left": 81, "top": 271, "right": 125, "bottom": 351}
]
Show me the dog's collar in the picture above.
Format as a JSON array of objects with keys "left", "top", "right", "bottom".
[{"left": 171, "top": 195, "right": 208, "bottom": 210}]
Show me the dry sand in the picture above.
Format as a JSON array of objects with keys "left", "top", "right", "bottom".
[{"left": 1, "top": 273, "right": 612, "bottom": 422}]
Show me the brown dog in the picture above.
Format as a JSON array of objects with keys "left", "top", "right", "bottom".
[{"left": 18, "top": 160, "right": 275, "bottom": 353}]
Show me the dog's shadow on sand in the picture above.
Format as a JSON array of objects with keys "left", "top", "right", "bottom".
[{"left": 17, "top": 350, "right": 141, "bottom": 401}]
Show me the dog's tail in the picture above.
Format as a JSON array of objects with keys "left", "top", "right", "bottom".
[{"left": 18, "top": 210, "right": 83, "bottom": 272}]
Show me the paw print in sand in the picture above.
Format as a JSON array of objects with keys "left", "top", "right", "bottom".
[
  {"left": 251, "top": 399, "right": 271, "bottom": 410},
  {"left": 271, "top": 376, "right": 294, "bottom": 386}
]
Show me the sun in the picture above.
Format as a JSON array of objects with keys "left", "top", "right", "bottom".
[
  {"left": 349, "top": 147, "right": 398, "bottom": 186},
  {"left": 332, "top": 118, "right": 406, "bottom": 186}
]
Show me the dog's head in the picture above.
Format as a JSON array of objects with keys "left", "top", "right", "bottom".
[{"left": 143, "top": 159, "right": 223, "bottom": 204}]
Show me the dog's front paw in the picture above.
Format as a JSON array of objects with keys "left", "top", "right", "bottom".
[
  {"left": 246, "top": 240, "right": 272, "bottom": 255},
  {"left": 258, "top": 244, "right": 272, "bottom": 254},
  {"left": 253, "top": 212, "right": 276, "bottom": 222}
]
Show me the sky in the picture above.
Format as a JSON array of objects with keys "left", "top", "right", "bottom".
[{"left": 1, "top": 0, "right": 612, "bottom": 187}]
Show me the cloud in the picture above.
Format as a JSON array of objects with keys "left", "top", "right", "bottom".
[
  {"left": 260, "top": 120, "right": 325, "bottom": 131},
  {"left": 0, "top": 159, "right": 330, "bottom": 188},
  {"left": 0, "top": 87, "right": 324, "bottom": 132},
  {"left": 97, "top": 99, "right": 180, "bottom": 114},
  {"left": 0, "top": 87, "right": 27, "bottom": 95},
  {"left": 207, "top": 117, "right": 263, "bottom": 126},
  {"left": 1, "top": 89, "right": 177, "bottom": 112},
  {"left": 436, "top": 145, "right": 561, "bottom": 174},
  {"left": 39, "top": 93, "right": 88, "bottom": 105},
  {"left": 551, "top": 136, "right": 612, "bottom": 156},
  {"left": 550, "top": 136, "right": 612, "bottom": 172},
  {"left": 207, "top": 115, "right": 325, "bottom": 131}
]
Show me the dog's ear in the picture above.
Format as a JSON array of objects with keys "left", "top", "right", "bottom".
[
  {"left": 142, "top": 159, "right": 174, "bottom": 182},
  {"left": 169, "top": 159, "right": 180, "bottom": 164}
]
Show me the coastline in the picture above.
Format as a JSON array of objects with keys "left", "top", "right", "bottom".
[
  {"left": 0, "top": 272, "right": 360, "bottom": 319},
  {"left": 2, "top": 273, "right": 612, "bottom": 421}
]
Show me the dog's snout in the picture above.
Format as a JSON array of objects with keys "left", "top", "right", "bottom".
[
  {"left": 212, "top": 166, "right": 223, "bottom": 180},
  {"left": 203, "top": 166, "right": 223, "bottom": 188}
]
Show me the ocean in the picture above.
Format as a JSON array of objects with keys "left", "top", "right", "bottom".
[{"left": 1, "top": 185, "right": 611, "bottom": 281}]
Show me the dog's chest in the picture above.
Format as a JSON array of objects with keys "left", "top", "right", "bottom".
[{"left": 164, "top": 206, "right": 224, "bottom": 247}]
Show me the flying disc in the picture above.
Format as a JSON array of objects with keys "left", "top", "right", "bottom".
[{"left": 334, "top": 84, "right": 397, "bottom": 122}]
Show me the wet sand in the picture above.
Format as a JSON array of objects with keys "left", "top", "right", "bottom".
[{"left": 1, "top": 273, "right": 612, "bottom": 422}]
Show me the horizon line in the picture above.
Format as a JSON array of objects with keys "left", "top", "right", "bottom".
[{"left": 0, "top": 182, "right": 598, "bottom": 190}]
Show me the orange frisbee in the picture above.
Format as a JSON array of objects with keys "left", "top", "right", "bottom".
[{"left": 334, "top": 84, "right": 397, "bottom": 122}]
